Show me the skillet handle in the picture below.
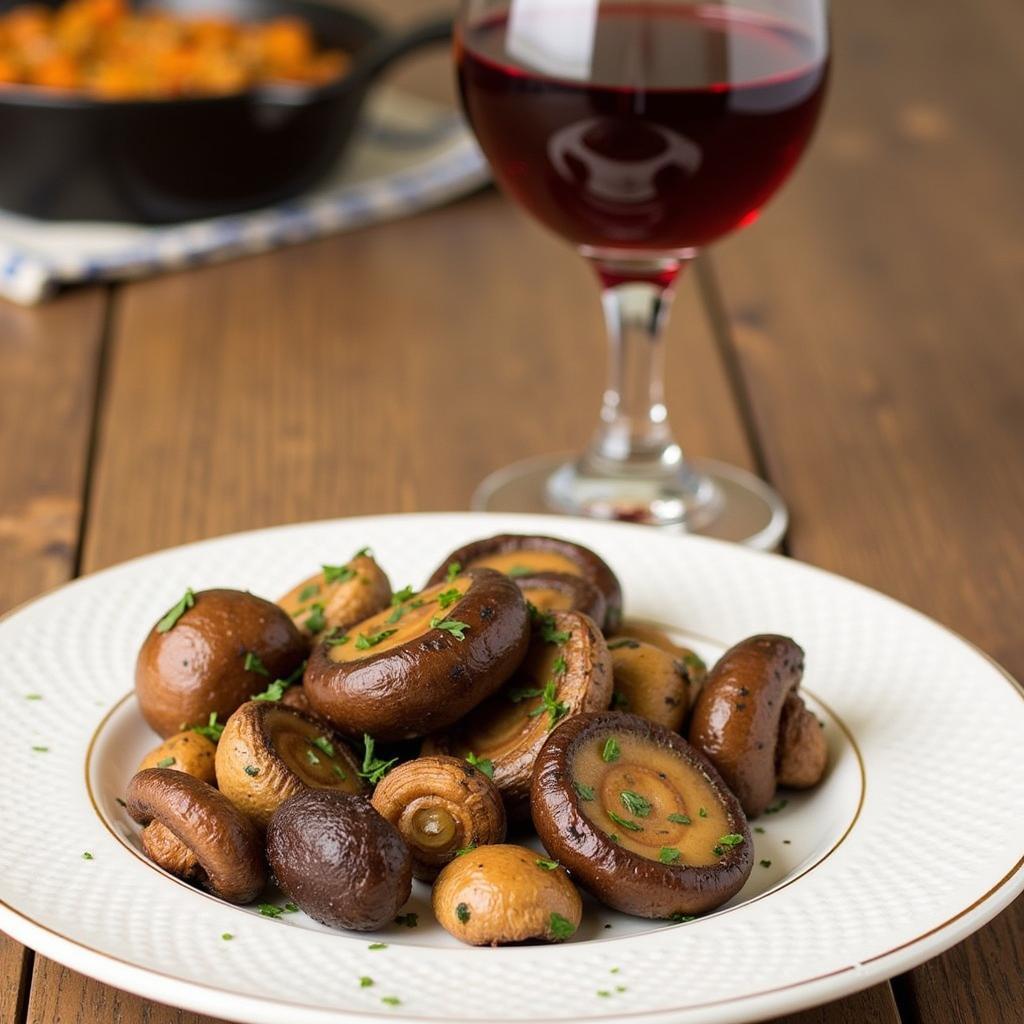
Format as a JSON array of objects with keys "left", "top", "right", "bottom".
[{"left": 348, "top": 15, "right": 454, "bottom": 87}]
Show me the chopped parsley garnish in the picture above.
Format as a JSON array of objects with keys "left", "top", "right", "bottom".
[
  {"left": 31, "top": 745, "right": 49, "bottom": 752},
  {"left": 538, "top": 613, "right": 571, "bottom": 645},
  {"left": 312, "top": 735, "right": 335, "bottom": 758},
  {"left": 324, "top": 628, "right": 350, "bottom": 647},
  {"left": 298, "top": 583, "right": 320, "bottom": 602},
  {"left": 368, "top": 942, "right": 388, "bottom": 950},
  {"left": 394, "top": 912, "right": 418, "bottom": 928},
  {"left": 359, "top": 976, "right": 374, "bottom": 988},
  {"left": 764, "top": 799, "right": 789, "bottom": 815},
  {"left": 760, "top": 859, "right": 772, "bottom": 868},
  {"left": 536, "top": 859, "right": 559, "bottom": 871},
  {"left": 82, "top": 851, "right": 94, "bottom": 860},
  {"left": 609, "top": 833, "right": 620, "bottom": 843},
  {"left": 466, "top": 752, "right": 494, "bottom": 778},
  {"left": 455, "top": 843, "right": 477, "bottom": 856},
  {"left": 436, "top": 587, "right": 462, "bottom": 610},
  {"left": 616, "top": 986, "right": 627, "bottom": 993},
  {"left": 597, "top": 990, "right": 611, "bottom": 998},
  {"left": 446, "top": 561, "right": 461, "bottom": 582},
  {"left": 358, "top": 734, "right": 398, "bottom": 784},
  {"left": 258, "top": 903, "right": 284, "bottom": 918},
  {"left": 355, "top": 629, "right": 398, "bottom": 650},
  {"left": 611, "top": 691, "right": 629, "bottom": 709},
  {"left": 698, "top": 806, "right": 708, "bottom": 818},
  {"left": 330, "top": 763, "right": 348, "bottom": 780},
  {"left": 659, "top": 847, "right": 681, "bottom": 864},
  {"left": 548, "top": 912, "right": 576, "bottom": 941},
  {"left": 506, "top": 565, "right": 533, "bottom": 577},
  {"left": 754, "top": 826, "right": 765, "bottom": 834},
  {"left": 551, "top": 654, "right": 567, "bottom": 676},
  {"left": 619, "top": 790, "right": 652, "bottom": 818},
  {"left": 352, "top": 547, "right": 372, "bottom": 559},
  {"left": 305, "top": 748, "right": 320, "bottom": 766},
  {"left": 668, "top": 913, "right": 695, "bottom": 923},
  {"left": 607, "top": 811, "right": 642, "bottom": 832},
  {"left": 284, "top": 902, "right": 299, "bottom": 913},
  {"left": 25, "top": 693, "right": 42, "bottom": 701},
  {"left": 156, "top": 588, "right": 195, "bottom": 633},
  {"left": 221, "top": 933, "right": 233, "bottom": 941},
  {"left": 381, "top": 996, "right": 401, "bottom": 1007},
  {"left": 429, "top": 616, "right": 470, "bottom": 640},
  {"left": 323, "top": 563, "right": 357, "bottom": 584},
  {"left": 718, "top": 833, "right": 745, "bottom": 846},
  {"left": 304, "top": 603, "right": 327, "bottom": 633},
  {"left": 455, "top": 903, "right": 471, "bottom": 923},
  {"left": 682, "top": 651, "right": 707, "bottom": 673},
  {"left": 156, "top": 756, "right": 176, "bottom": 768},
  {"left": 391, "top": 585, "right": 416, "bottom": 604},
  {"left": 601, "top": 738, "right": 621, "bottom": 763},
  {"left": 607, "top": 638, "right": 640, "bottom": 650},
  {"left": 526, "top": 680, "right": 568, "bottom": 730},
  {"left": 387, "top": 586, "right": 417, "bottom": 623},
  {"left": 244, "top": 765, "right": 260, "bottom": 777},
  {"left": 252, "top": 679, "right": 287, "bottom": 702},
  {"left": 713, "top": 846, "right": 724, "bottom": 856},
  {"left": 192, "top": 712, "right": 224, "bottom": 742},
  {"left": 508, "top": 686, "right": 543, "bottom": 704},
  {"left": 573, "top": 781, "right": 595, "bottom": 801},
  {"left": 667, "top": 813, "right": 691, "bottom": 825}
]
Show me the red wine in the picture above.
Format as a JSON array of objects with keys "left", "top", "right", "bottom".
[{"left": 456, "top": 4, "right": 829, "bottom": 253}]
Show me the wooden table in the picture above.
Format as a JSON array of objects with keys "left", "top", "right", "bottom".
[{"left": 2, "top": 0, "right": 1022, "bottom": 1021}]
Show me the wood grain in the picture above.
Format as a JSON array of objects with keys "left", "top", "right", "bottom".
[
  {"left": 704, "top": 0, "right": 1024, "bottom": 1020},
  {"left": 0, "top": 288, "right": 107, "bottom": 1024}
]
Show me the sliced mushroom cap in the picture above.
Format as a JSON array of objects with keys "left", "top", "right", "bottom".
[
  {"left": 267, "top": 789, "right": 412, "bottom": 931},
  {"left": 432, "top": 844, "right": 582, "bottom": 946},
  {"left": 688, "top": 635, "right": 806, "bottom": 817},
  {"left": 776, "top": 692, "right": 828, "bottom": 789},
  {"left": 216, "top": 700, "right": 366, "bottom": 829},
  {"left": 135, "top": 588, "right": 307, "bottom": 738},
  {"left": 304, "top": 570, "right": 530, "bottom": 741},
  {"left": 277, "top": 553, "right": 391, "bottom": 641},
  {"left": 531, "top": 712, "right": 753, "bottom": 919},
  {"left": 426, "top": 534, "right": 623, "bottom": 632},
  {"left": 126, "top": 768, "right": 267, "bottom": 904},
  {"left": 512, "top": 572, "right": 607, "bottom": 627},
  {"left": 371, "top": 755, "right": 506, "bottom": 881},
  {"left": 608, "top": 639, "right": 692, "bottom": 730},
  {"left": 138, "top": 730, "right": 217, "bottom": 784},
  {"left": 424, "top": 610, "right": 612, "bottom": 820}
]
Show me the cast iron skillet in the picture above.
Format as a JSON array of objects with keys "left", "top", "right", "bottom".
[{"left": 0, "top": 0, "right": 452, "bottom": 222}]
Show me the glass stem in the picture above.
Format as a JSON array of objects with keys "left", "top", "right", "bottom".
[{"left": 582, "top": 259, "right": 687, "bottom": 477}]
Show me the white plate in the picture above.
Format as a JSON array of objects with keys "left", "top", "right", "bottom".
[{"left": 1, "top": 512, "right": 1022, "bottom": 1024}]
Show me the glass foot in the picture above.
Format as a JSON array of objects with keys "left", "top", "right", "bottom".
[{"left": 471, "top": 453, "right": 788, "bottom": 551}]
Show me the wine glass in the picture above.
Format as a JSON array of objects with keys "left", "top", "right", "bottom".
[{"left": 455, "top": 0, "right": 830, "bottom": 546}]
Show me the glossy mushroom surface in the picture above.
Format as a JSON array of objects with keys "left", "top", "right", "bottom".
[
  {"left": 689, "top": 634, "right": 807, "bottom": 817},
  {"left": 277, "top": 552, "right": 391, "bottom": 641},
  {"left": 267, "top": 789, "right": 412, "bottom": 931},
  {"left": 512, "top": 571, "right": 607, "bottom": 626},
  {"left": 136, "top": 588, "right": 307, "bottom": 738},
  {"left": 371, "top": 755, "right": 506, "bottom": 880},
  {"left": 138, "top": 730, "right": 217, "bottom": 784},
  {"left": 304, "top": 569, "right": 530, "bottom": 741},
  {"left": 424, "top": 610, "right": 612, "bottom": 819},
  {"left": 432, "top": 844, "right": 582, "bottom": 946},
  {"left": 531, "top": 712, "right": 752, "bottom": 919},
  {"left": 216, "top": 701, "right": 365, "bottom": 829},
  {"left": 607, "top": 639, "right": 694, "bottom": 730},
  {"left": 126, "top": 768, "right": 267, "bottom": 904},
  {"left": 426, "top": 534, "right": 623, "bottom": 632}
]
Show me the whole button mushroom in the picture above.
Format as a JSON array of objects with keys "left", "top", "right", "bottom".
[
  {"left": 267, "top": 790, "right": 412, "bottom": 931},
  {"left": 126, "top": 768, "right": 267, "bottom": 904},
  {"left": 426, "top": 534, "right": 623, "bottom": 632},
  {"left": 689, "top": 635, "right": 827, "bottom": 817},
  {"left": 277, "top": 550, "right": 392, "bottom": 642},
  {"left": 136, "top": 587, "right": 308, "bottom": 738},
  {"left": 371, "top": 755, "right": 506, "bottom": 881},
  {"left": 607, "top": 638, "right": 705, "bottom": 730},
  {"left": 432, "top": 844, "right": 582, "bottom": 946}
]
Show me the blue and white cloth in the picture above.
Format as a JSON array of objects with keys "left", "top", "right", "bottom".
[{"left": 0, "top": 90, "right": 488, "bottom": 304}]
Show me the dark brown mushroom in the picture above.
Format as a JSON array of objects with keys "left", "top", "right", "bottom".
[
  {"left": 126, "top": 768, "right": 267, "bottom": 904},
  {"left": 424, "top": 610, "right": 612, "bottom": 820},
  {"left": 511, "top": 571, "right": 607, "bottom": 627},
  {"left": 777, "top": 692, "right": 828, "bottom": 789},
  {"left": 215, "top": 701, "right": 366, "bottom": 829},
  {"left": 689, "top": 635, "right": 824, "bottom": 817},
  {"left": 267, "top": 789, "right": 412, "bottom": 931},
  {"left": 371, "top": 755, "right": 506, "bottom": 880},
  {"left": 531, "top": 712, "right": 752, "bottom": 919},
  {"left": 135, "top": 588, "right": 307, "bottom": 738},
  {"left": 304, "top": 569, "right": 530, "bottom": 741},
  {"left": 426, "top": 534, "right": 623, "bottom": 632}
]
